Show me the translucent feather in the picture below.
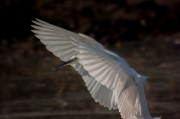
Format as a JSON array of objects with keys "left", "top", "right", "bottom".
[{"left": 31, "top": 19, "right": 156, "bottom": 119}]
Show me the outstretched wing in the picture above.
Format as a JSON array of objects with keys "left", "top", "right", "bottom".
[
  {"left": 32, "top": 19, "right": 152, "bottom": 119},
  {"left": 31, "top": 19, "right": 117, "bottom": 110}
]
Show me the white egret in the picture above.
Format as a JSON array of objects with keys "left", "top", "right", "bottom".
[{"left": 31, "top": 19, "right": 161, "bottom": 119}]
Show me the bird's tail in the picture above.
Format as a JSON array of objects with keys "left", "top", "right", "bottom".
[{"left": 153, "top": 116, "right": 162, "bottom": 119}]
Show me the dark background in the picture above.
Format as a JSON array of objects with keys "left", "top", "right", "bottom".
[{"left": 0, "top": 0, "right": 180, "bottom": 119}]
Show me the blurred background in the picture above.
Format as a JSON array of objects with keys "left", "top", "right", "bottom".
[{"left": 0, "top": 0, "right": 180, "bottom": 119}]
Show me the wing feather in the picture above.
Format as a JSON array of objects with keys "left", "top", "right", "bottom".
[
  {"left": 32, "top": 19, "right": 152, "bottom": 119},
  {"left": 74, "top": 43, "right": 151, "bottom": 119},
  {"left": 72, "top": 63, "right": 118, "bottom": 110}
]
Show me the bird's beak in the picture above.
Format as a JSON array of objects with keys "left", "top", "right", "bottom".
[{"left": 52, "top": 58, "right": 77, "bottom": 70}]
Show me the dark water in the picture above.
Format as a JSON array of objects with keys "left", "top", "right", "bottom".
[{"left": 0, "top": 38, "right": 180, "bottom": 119}]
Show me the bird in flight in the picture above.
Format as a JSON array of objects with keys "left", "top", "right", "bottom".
[{"left": 31, "top": 19, "right": 161, "bottom": 119}]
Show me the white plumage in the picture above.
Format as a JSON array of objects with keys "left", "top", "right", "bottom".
[{"left": 31, "top": 19, "right": 161, "bottom": 119}]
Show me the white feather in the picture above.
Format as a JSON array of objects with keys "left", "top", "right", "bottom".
[{"left": 32, "top": 19, "right": 157, "bottom": 119}]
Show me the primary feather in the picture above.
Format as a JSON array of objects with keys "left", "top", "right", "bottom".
[{"left": 31, "top": 19, "right": 160, "bottom": 119}]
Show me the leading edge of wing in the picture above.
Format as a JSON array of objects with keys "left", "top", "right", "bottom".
[{"left": 32, "top": 19, "right": 104, "bottom": 50}]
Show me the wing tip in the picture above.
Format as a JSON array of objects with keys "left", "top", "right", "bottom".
[
  {"left": 31, "top": 30, "right": 40, "bottom": 35},
  {"left": 34, "top": 34, "right": 41, "bottom": 39},
  {"left": 31, "top": 18, "right": 44, "bottom": 26},
  {"left": 35, "top": 18, "right": 41, "bottom": 22},
  {"left": 31, "top": 25, "right": 37, "bottom": 29}
]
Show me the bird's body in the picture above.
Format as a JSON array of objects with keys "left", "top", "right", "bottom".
[{"left": 31, "top": 19, "right": 161, "bottom": 119}]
